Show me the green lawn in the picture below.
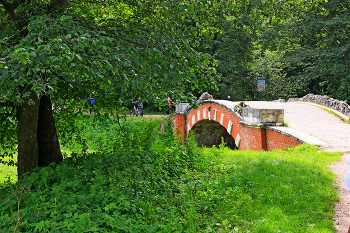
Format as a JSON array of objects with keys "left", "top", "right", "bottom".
[{"left": 0, "top": 154, "right": 17, "bottom": 187}]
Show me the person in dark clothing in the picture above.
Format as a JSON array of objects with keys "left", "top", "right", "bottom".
[
  {"left": 133, "top": 98, "right": 143, "bottom": 116},
  {"left": 227, "top": 96, "right": 233, "bottom": 101},
  {"left": 86, "top": 94, "right": 96, "bottom": 114}
]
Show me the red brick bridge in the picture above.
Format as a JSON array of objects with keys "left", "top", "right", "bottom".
[{"left": 172, "top": 100, "right": 325, "bottom": 151}]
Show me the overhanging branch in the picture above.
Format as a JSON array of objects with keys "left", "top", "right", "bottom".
[
  {"left": 330, "top": 75, "right": 341, "bottom": 85},
  {"left": 0, "top": 0, "right": 17, "bottom": 22}
]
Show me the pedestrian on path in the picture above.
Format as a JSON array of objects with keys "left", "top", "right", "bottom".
[
  {"left": 344, "top": 155, "right": 350, "bottom": 192},
  {"left": 133, "top": 98, "right": 143, "bottom": 116},
  {"left": 86, "top": 94, "right": 96, "bottom": 114}
]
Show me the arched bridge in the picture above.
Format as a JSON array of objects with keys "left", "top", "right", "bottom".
[{"left": 172, "top": 100, "right": 325, "bottom": 151}]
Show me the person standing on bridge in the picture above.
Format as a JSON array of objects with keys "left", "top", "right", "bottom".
[{"left": 227, "top": 96, "right": 233, "bottom": 101}]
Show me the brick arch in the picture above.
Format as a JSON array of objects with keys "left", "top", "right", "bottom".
[
  {"left": 172, "top": 100, "right": 313, "bottom": 151},
  {"left": 185, "top": 101, "right": 243, "bottom": 148}
]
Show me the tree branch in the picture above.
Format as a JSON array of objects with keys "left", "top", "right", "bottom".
[
  {"left": 0, "top": 0, "right": 27, "bottom": 33},
  {"left": 0, "top": 0, "right": 17, "bottom": 22},
  {"left": 52, "top": 0, "right": 69, "bottom": 8},
  {"left": 330, "top": 75, "right": 341, "bottom": 85}
]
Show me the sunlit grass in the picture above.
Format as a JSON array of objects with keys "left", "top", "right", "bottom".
[
  {"left": 172, "top": 144, "right": 342, "bottom": 232},
  {"left": 0, "top": 154, "right": 17, "bottom": 186}
]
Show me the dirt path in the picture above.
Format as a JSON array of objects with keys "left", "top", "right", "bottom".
[{"left": 246, "top": 101, "right": 350, "bottom": 232}]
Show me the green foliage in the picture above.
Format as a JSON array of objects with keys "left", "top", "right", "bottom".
[
  {"left": 0, "top": 0, "right": 222, "bottom": 177},
  {"left": 196, "top": 5, "right": 255, "bottom": 100},
  {"left": 0, "top": 0, "right": 220, "bottom": 109},
  {"left": 249, "top": 50, "right": 288, "bottom": 100},
  {"left": 259, "top": 0, "right": 350, "bottom": 101},
  {"left": 0, "top": 154, "right": 17, "bottom": 186},
  {"left": 0, "top": 117, "right": 213, "bottom": 232},
  {"left": 0, "top": 107, "right": 17, "bottom": 166},
  {"left": 0, "top": 116, "right": 341, "bottom": 232}
]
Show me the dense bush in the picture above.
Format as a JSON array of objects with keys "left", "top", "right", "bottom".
[{"left": 0, "top": 116, "right": 213, "bottom": 232}]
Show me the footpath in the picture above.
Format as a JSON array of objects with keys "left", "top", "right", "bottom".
[{"left": 247, "top": 101, "right": 350, "bottom": 233}]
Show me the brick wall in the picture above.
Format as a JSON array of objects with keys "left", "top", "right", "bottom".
[
  {"left": 171, "top": 115, "right": 186, "bottom": 142},
  {"left": 239, "top": 125, "right": 266, "bottom": 150},
  {"left": 265, "top": 128, "right": 302, "bottom": 150}
]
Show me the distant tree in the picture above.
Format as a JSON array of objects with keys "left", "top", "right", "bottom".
[
  {"left": 194, "top": 3, "right": 255, "bottom": 101},
  {"left": 259, "top": 0, "right": 350, "bottom": 101},
  {"left": 248, "top": 50, "right": 300, "bottom": 101}
]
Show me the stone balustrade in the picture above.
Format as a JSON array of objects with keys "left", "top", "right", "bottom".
[{"left": 288, "top": 94, "right": 350, "bottom": 116}]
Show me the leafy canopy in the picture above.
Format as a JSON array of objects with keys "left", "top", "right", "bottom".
[{"left": 0, "top": 0, "right": 221, "bottom": 110}]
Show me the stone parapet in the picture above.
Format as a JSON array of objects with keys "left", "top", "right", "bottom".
[
  {"left": 175, "top": 103, "right": 190, "bottom": 114},
  {"left": 241, "top": 108, "right": 284, "bottom": 125},
  {"left": 288, "top": 94, "right": 350, "bottom": 116}
]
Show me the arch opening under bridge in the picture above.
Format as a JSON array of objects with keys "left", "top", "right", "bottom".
[{"left": 191, "top": 119, "right": 236, "bottom": 150}]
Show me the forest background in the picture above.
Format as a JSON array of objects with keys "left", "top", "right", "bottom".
[{"left": 198, "top": 0, "right": 350, "bottom": 103}]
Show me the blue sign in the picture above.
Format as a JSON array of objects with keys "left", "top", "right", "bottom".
[{"left": 257, "top": 78, "right": 265, "bottom": 92}]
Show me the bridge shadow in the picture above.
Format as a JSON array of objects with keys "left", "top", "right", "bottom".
[{"left": 190, "top": 120, "right": 237, "bottom": 150}]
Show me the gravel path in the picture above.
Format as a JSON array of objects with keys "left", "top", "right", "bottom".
[{"left": 246, "top": 101, "right": 350, "bottom": 232}]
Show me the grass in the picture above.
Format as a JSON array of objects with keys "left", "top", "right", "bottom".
[
  {"left": 0, "top": 115, "right": 342, "bottom": 232},
  {"left": 0, "top": 145, "right": 17, "bottom": 187},
  {"left": 143, "top": 111, "right": 166, "bottom": 116},
  {"left": 201, "top": 145, "right": 341, "bottom": 232},
  {"left": 0, "top": 157, "right": 17, "bottom": 186}
]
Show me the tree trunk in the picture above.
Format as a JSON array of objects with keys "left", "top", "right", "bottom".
[
  {"left": 37, "top": 95, "right": 63, "bottom": 167},
  {"left": 17, "top": 92, "right": 63, "bottom": 179},
  {"left": 17, "top": 90, "right": 40, "bottom": 179}
]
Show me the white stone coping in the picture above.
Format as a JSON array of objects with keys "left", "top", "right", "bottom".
[{"left": 267, "top": 126, "right": 327, "bottom": 147}]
